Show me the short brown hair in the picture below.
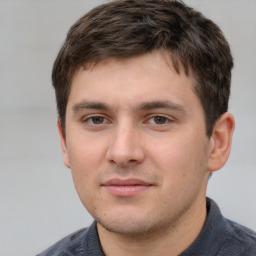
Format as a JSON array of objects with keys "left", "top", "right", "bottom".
[{"left": 52, "top": 0, "right": 233, "bottom": 136}]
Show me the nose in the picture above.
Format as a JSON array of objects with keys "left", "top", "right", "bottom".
[{"left": 106, "top": 122, "right": 145, "bottom": 167}]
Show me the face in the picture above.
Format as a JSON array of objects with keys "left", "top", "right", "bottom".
[{"left": 60, "top": 51, "right": 213, "bottom": 236}]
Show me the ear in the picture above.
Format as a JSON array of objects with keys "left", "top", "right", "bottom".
[
  {"left": 57, "top": 120, "right": 71, "bottom": 168},
  {"left": 207, "top": 112, "right": 235, "bottom": 172}
]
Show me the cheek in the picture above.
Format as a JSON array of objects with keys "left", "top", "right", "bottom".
[
  {"left": 66, "top": 136, "right": 106, "bottom": 195},
  {"left": 67, "top": 140, "right": 103, "bottom": 214},
  {"left": 148, "top": 133, "right": 208, "bottom": 179},
  {"left": 67, "top": 133, "right": 107, "bottom": 169},
  {"left": 148, "top": 135, "right": 191, "bottom": 168}
]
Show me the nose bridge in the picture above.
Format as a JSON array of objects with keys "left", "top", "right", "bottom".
[{"left": 106, "top": 119, "right": 145, "bottom": 166}]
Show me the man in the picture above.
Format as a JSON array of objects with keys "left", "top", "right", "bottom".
[{"left": 38, "top": 0, "right": 256, "bottom": 255}]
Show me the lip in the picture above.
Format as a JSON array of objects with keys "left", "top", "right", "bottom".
[{"left": 101, "top": 178, "right": 153, "bottom": 197}]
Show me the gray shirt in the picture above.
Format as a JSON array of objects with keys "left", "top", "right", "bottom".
[{"left": 37, "top": 198, "right": 256, "bottom": 255}]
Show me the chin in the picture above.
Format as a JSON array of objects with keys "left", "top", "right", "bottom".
[{"left": 95, "top": 209, "right": 169, "bottom": 238}]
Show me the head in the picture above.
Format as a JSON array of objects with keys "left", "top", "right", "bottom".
[
  {"left": 52, "top": 0, "right": 235, "bottom": 248},
  {"left": 52, "top": 0, "right": 233, "bottom": 138}
]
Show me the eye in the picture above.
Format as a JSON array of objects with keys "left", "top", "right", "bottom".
[
  {"left": 147, "top": 115, "right": 169, "bottom": 125},
  {"left": 81, "top": 115, "right": 112, "bottom": 131},
  {"left": 83, "top": 115, "right": 108, "bottom": 125},
  {"left": 90, "top": 116, "right": 105, "bottom": 124},
  {"left": 152, "top": 116, "right": 168, "bottom": 124}
]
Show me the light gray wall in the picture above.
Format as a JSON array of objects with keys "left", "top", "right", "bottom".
[{"left": 0, "top": 1, "right": 255, "bottom": 255}]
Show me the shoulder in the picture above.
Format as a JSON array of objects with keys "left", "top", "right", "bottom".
[
  {"left": 219, "top": 218, "right": 256, "bottom": 255},
  {"left": 36, "top": 228, "right": 88, "bottom": 256},
  {"left": 36, "top": 222, "right": 104, "bottom": 256},
  {"left": 183, "top": 198, "right": 256, "bottom": 256}
]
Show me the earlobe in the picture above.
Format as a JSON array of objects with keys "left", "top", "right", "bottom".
[
  {"left": 207, "top": 112, "right": 235, "bottom": 172},
  {"left": 57, "top": 120, "right": 71, "bottom": 168}
]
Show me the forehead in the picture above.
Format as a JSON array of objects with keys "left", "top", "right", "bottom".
[{"left": 68, "top": 51, "right": 199, "bottom": 111}]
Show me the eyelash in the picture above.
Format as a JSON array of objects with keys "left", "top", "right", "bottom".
[
  {"left": 147, "top": 115, "right": 170, "bottom": 125},
  {"left": 82, "top": 114, "right": 173, "bottom": 127},
  {"left": 82, "top": 115, "right": 109, "bottom": 125}
]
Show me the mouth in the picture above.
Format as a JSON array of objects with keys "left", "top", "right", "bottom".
[{"left": 101, "top": 178, "right": 153, "bottom": 197}]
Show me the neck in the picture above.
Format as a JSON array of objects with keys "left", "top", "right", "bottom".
[{"left": 97, "top": 196, "right": 207, "bottom": 256}]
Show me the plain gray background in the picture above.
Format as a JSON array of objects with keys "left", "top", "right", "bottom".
[{"left": 0, "top": 1, "right": 255, "bottom": 255}]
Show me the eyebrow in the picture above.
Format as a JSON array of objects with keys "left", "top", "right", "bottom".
[
  {"left": 72, "top": 100, "right": 186, "bottom": 113},
  {"left": 72, "top": 101, "right": 110, "bottom": 112},
  {"left": 137, "top": 100, "right": 186, "bottom": 112}
]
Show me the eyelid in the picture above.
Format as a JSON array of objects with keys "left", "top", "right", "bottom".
[
  {"left": 146, "top": 114, "right": 175, "bottom": 124},
  {"left": 80, "top": 113, "right": 175, "bottom": 127},
  {"left": 141, "top": 115, "right": 174, "bottom": 131},
  {"left": 82, "top": 114, "right": 111, "bottom": 124}
]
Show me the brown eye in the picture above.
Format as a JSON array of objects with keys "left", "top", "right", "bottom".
[
  {"left": 91, "top": 116, "right": 105, "bottom": 124},
  {"left": 153, "top": 116, "right": 168, "bottom": 124}
]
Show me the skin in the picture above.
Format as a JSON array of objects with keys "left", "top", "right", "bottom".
[{"left": 58, "top": 50, "right": 235, "bottom": 256}]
